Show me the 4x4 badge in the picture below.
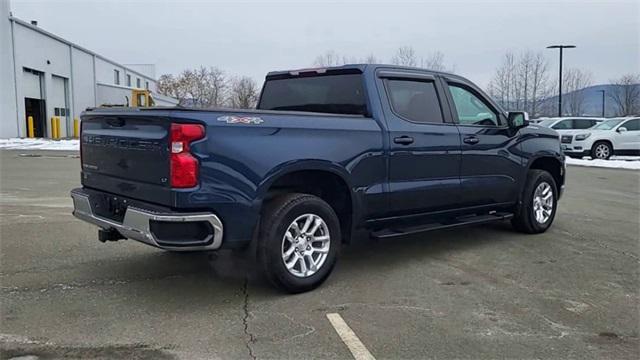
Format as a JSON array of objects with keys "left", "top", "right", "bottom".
[{"left": 217, "top": 116, "right": 264, "bottom": 125}]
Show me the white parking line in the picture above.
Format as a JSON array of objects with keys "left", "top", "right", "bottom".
[{"left": 326, "top": 313, "right": 376, "bottom": 360}]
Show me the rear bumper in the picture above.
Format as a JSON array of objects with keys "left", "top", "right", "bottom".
[{"left": 70, "top": 188, "right": 223, "bottom": 251}]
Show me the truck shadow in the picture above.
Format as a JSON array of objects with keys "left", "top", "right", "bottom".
[
  {"left": 76, "top": 220, "right": 533, "bottom": 299},
  {"left": 202, "top": 220, "right": 525, "bottom": 294}
]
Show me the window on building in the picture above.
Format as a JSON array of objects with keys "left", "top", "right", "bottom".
[
  {"left": 136, "top": 78, "right": 141, "bottom": 88},
  {"left": 145, "top": 81, "right": 149, "bottom": 90},
  {"left": 114, "top": 70, "right": 120, "bottom": 85},
  {"left": 126, "top": 74, "right": 131, "bottom": 87}
]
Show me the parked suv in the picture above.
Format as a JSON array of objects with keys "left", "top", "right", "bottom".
[
  {"left": 71, "top": 64, "right": 565, "bottom": 293},
  {"left": 537, "top": 117, "right": 604, "bottom": 131},
  {"left": 559, "top": 117, "right": 640, "bottom": 159}
]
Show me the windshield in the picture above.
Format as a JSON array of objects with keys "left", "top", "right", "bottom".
[
  {"left": 592, "top": 119, "right": 624, "bottom": 130},
  {"left": 537, "top": 119, "right": 557, "bottom": 127},
  {"left": 258, "top": 72, "right": 368, "bottom": 116}
]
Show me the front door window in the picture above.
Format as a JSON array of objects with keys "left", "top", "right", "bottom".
[{"left": 448, "top": 84, "right": 499, "bottom": 126}]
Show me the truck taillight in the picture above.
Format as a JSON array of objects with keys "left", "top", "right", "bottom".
[{"left": 170, "top": 123, "right": 205, "bottom": 188}]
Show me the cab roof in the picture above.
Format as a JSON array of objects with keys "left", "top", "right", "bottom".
[{"left": 265, "top": 63, "right": 460, "bottom": 80}]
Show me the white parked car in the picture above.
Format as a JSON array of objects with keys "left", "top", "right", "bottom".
[
  {"left": 558, "top": 117, "right": 640, "bottom": 159},
  {"left": 536, "top": 117, "right": 604, "bottom": 131}
]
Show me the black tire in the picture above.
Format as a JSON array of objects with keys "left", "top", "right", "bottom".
[
  {"left": 591, "top": 141, "right": 613, "bottom": 160},
  {"left": 258, "top": 193, "right": 340, "bottom": 293},
  {"left": 512, "top": 169, "right": 558, "bottom": 234}
]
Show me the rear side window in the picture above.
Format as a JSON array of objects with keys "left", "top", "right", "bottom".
[
  {"left": 385, "top": 80, "right": 444, "bottom": 124},
  {"left": 573, "top": 119, "right": 595, "bottom": 129},
  {"left": 552, "top": 120, "right": 572, "bottom": 129},
  {"left": 621, "top": 119, "right": 640, "bottom": 131},
  {"left": 258, "top": 73, "right": 368, "bottom": 116}
]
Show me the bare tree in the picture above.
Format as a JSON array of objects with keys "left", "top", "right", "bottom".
[
  {"left": 204, "top": 67, "right": 228, "bottom": 107},
  {"left": 488, "top": 51, "right": 551, "bottom": 117},
  {"left": 562, "top": 68, "right": 593, "bottom": 116},
  {"left": 313, "top": 50, "right": 353, "bottom": 67},
  {"left": 157, "top": 67, "right": 227, "bottom": 108},
  {"left": 391, "top": 46, "right": 418, "bottom": 67},
  {"left": 488, "top": 51, "right": 517, "bottom": 110},
  {"left": 420, "top": 51, "right": 447, "bottom": 71},
  {"left": 529, "top": 52, "right": 551, "bottom": 117},
  {"left": 608, "top": 74, "right": 640, "bottom": 116},
  {"left": 362, "top": 53, "right": 378, "bottom": 64},
  {"left": 157, "top": 74, "right": 188, "bottom": 105},
  {"left": 228, "top": 76, "right": 259, "bottom": 109}
]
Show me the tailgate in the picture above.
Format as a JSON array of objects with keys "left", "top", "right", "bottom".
[{"left": 80, "top": 114, "right": 173, "bottom": 205}]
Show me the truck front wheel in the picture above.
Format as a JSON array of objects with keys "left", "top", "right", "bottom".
[
  {"left": 512, "top": 169, "right": 558, "bottom": 234},
  {"left": 258, "top": 193, "right": 340, "bottom": 293}
]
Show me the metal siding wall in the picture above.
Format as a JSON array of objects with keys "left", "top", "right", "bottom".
[
  {"left": 1, "top": 2, "right": 19, "bottom": 138},
  {"left": 71, "top": 48, "right": 96, "bottom": 119},
  {"left": 96, "top": 83, "right": 132, "bottom": 106},
  {"left": 12, "top": 23, "right": 71, "bottom": 137}
]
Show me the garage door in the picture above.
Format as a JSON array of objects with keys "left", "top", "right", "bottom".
[
  {"left": 51, "top": 75, "right": 69, "bottom": 137},
  {"left": 23, "top": 68, "right": 43, "bottom": 99}
]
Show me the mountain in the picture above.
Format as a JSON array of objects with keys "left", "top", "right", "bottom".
[{"left": 541, "top": 84, "right": 624, "bottom": 118}]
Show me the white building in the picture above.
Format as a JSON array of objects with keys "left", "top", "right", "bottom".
[{"left": 0, "top": 1, "right": 177, "bottom": 139}]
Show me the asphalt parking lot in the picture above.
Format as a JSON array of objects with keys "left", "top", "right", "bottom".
[{"left": 1, "top": 149, "right": 638, "bottom": 360}]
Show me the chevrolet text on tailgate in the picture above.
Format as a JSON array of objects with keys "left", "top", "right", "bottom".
[{"left": 71, "top": 64, "right": 565, "bottom": 293}]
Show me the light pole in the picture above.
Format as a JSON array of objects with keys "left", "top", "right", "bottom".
[
  {"left": 597, "top": 89, "right": 606, "bottom": 118},
  {"left": 547, "top": 45, "right": 576, "bottom": 117}
]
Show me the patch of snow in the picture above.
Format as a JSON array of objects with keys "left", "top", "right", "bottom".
[
  {"left": 566, "top": 156, "right": 640, "bottom": 170},
  {"left": 0, "top": 138, "right": 79, "bottom": 151}
]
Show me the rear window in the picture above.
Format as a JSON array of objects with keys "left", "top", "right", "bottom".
[{"left": 258, "top": 73, "right": 368, "bottom": 116}]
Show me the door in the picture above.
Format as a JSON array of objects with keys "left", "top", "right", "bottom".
[
  {"left": 22, "top": 68, "right": 46, "bottom": 137},
  {"left": 443, "top": 79, "right": 521, "bottom": 207},
  {"left": 51, "top": 75, "right": 69, "bottom": 136},
  {"left": 379, "top": 71, "right": 461, "bottom": 216},
  {"left": 616, "top": 119, "right": 640, "bottom": 151},
  {"left": 25, "top": 98, "right": 46, "bottom": 137}
]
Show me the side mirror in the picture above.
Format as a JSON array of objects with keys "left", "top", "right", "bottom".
[
  {"left": 618, "top": 127, "right": 627, "bottom": 133},
  {"left": 508, "top": 111, "right": 529, "bottom": 129}
]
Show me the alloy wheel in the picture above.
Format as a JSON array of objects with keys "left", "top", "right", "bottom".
[
  {"left": 532, "top": 181, "right": 554, "bottom": 224},
  {"left": 281, "top": 213, "right": 331, "bottom": 278},
  {"left": 594, "top": 144, "right": 610, "bottom": 159}
]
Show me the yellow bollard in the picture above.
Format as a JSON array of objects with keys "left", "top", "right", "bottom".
[
  {"left": 51, "top": 117, "right": 60, "bottom": 139},
  {"left": 73, "top": 118, "right": 79, "bottom": 138},
  {"left": 27, "top": 116, "right": 35, "bottom": 138},
  {"left": 55, "top": 116, "right": 61, "bottom": 139}
]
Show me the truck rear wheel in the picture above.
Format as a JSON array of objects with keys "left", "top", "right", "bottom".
[
  {"left": 512, "top": 169, "right": 558, "bottom": 234},
  {"left": 258, "top": 193, "right": 340, "bottom": 293}
]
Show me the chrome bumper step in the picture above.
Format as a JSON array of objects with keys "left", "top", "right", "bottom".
[{"left": 70, "top": 189, "right": 223, "bottom": 251}]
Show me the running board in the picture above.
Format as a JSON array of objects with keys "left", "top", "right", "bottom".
[{"left": 371, "top": 212, "right": 514, "bottom": 239}]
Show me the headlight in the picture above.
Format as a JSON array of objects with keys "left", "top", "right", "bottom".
[{"left": 575, "top": 133, "right": 591, "bottom": 141}]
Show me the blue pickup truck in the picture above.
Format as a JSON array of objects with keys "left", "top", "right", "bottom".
[{"left": 71, "top": 64, "right": 565, "bottom": 293}]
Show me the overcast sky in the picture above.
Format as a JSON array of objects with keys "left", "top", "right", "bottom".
[{"left": 9, "top": 0, "right": 640, "bottom": 87}]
